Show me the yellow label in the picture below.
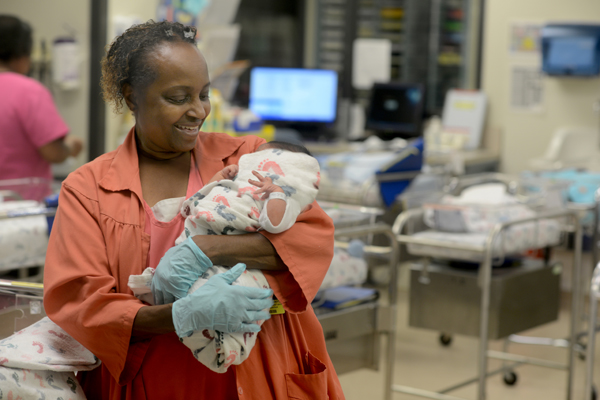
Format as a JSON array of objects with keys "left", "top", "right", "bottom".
[
  {"left": 453, "top": 100, "right": 476, "bottom": 110},
  {"left": 10, "top": 281, "right": 44, "bottom": 289},
  {"left": 269, "top": 299, "right": 285, "bottom": 315}
]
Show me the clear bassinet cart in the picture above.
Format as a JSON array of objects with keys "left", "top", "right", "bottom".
[{"left": 391, "top": 173, "right": 586, "bottom": 400}]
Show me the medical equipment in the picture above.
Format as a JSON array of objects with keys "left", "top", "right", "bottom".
[
  {"left": 172, "top": 263, "right": 272, "bottom": 336},
  {"left": 249, "top": 67, "right": 338, "bottom": 124},
  {"left": 542, "top": 24, "right": 600, "bottom": 77},
  {"left": 365, "top": 82, "right": 425, "bottom": 139},
  {"left": 529, "top": 126, "right": 600, "bottom": 171},
  {"left": 152, "top": 236, "right": 214, "bottom": 305},
  {"left": 391, "top": 173, "right": 585, "bottom": 400},
  {"left": 317, "top": 138, "right": 424, "bottom": 208}
]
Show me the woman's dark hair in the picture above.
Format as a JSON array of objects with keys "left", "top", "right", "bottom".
[
  {"left": 101, "top": 20, "right": 197, "bottom": 113},
  {"left": 0, "top": 15, "right": 33, "bottom": 62}
]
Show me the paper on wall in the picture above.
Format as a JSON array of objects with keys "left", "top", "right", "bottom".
[
  {"left": 510, "top": 22, "right": 542, "bottom": 54},
  {"left": 352, "top": 38, "right": 391, "bottom": 90},
  {"left": 52, "top": 39, "right": 80, "bottom": 90},
  {"left": 510, "top": 64, "right": 544, "bottom": 112},
  {"left": 441, "top": 90, "right": 487, "bottom": 150}
]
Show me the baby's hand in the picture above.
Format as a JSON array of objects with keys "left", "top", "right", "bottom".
[
  {"left": 209, "top": 165, "right": 239, "bottom": 184},
  {"left": 249, "top": 171, "right": 284, "bottom": 200},
  {"left": 221, "top": 165, "right": 239, "bottom": 180}
]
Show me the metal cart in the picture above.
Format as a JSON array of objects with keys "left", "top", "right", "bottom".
[
  {"left": 585, "top": 262, "right": 600, "bottom": 400},
  {"left": 316, "top": 203, "right": 399, "bottom": 400},
  {"left": 391, "top": 189, "right": 585, "bottom": 400}
]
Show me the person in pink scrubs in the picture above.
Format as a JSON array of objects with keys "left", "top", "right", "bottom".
[
  {"left": 0, "top": 15, "right": 82, "bottom": 196},
  {"left": 43, "top": 20, "right": 344, "bottom": 399}
]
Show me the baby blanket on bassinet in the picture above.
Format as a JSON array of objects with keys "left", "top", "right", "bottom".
[
  {"left": 128, "top": 266, "right": 270, "bottom": 373},
  {"left": 0, "top": 201, "right": 48, "bottom": 272},
  {"left": 177, "top": 148, "right": 319, "bottom": 243},
  {"left": 0, "top": 316, "right": 100, "bottom": 399}
]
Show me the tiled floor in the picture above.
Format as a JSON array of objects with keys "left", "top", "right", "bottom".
[{"left": 337, "top": 290, "right": 600, "bottom": 400}]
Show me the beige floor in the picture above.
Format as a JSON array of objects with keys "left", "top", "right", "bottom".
[{"left": 337, "top": 290, "right": 600, "bottom": 400}]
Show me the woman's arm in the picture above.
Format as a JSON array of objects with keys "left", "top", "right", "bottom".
[
  {"left": 132, "top": 304, "right": 175, "bottom": 338},
  {"left": 44, "top": 179, "right": 148, "bottom": 383},
  {"left": 192, "top": 233, "right": 286, "bottom": 271},
  {"left": 39, "top": 135, "right": 83, "bottom": 163}
]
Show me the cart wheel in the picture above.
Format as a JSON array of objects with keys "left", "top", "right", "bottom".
[
  {"left": 439, "top": 333, "right": 452, "bottom": 346},
  {"left": 503, "top": 371, "right": 518, "bottom": 386}
]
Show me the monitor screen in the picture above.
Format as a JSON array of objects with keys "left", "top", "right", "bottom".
[
  {"left": 365, "top": 83, "right": 425, "bottom": 137},
  {"left": 249, "top": 67, "right": 338, "bottom": 123},
  {"left": 548, "top": 36, "right": 596, "bottom": 69}
]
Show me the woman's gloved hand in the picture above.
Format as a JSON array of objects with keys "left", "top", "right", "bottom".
[
  {"left": 151, "top": 236, "right": 213, "bottom": 305},
  {"left": 172, "top": 263, "right": 273, "bottom": 337}
]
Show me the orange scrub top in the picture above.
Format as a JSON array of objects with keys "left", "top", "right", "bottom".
[{"left": 43, "top": 128, "right": 344, "bottom": 400}]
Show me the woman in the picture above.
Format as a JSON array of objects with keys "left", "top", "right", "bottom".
[
  {"left": 0, "top": 15, "right": 82, "bottom": 187},
  {"left": 43, "top": 20, "right": 344, "bottom": 400}
]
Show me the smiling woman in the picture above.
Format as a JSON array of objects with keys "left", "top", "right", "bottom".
[{"left": 42, "top": 20, "right": 344, "bottom": 400}]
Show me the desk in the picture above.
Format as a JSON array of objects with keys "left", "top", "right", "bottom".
[{"left": 306, "top": 142, "right": 500, "bottom": 174}]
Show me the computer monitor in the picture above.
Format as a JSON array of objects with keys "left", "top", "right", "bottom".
[
  {"left": 541, "top": 24, "right": 600, "bottom": 76},
  {"left": 249, "top": 67, "right": 338, "bottom": 124},
  {"left": 365, "top": 82, "right": 425, "bottom": 138}
]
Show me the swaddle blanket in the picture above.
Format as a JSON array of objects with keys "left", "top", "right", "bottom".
[
  {"left": 424, "top": 184, "right": 537, "bottom": 233},
  {"left": 128, "top": 266, "right": 270, "bottom": 373},
  {"left": 0, "top": 316, "right": 99, "bottom": 399},
  {"left": 178, "top": 148, "right": 319, "bottom": 242},
  {"left": 0, "top": 200, "right": 49, "bottom": 272}
]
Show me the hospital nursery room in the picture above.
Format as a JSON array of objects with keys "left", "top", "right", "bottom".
[{"left": 2, "top": 0, "right": 600, "bottom": 399}]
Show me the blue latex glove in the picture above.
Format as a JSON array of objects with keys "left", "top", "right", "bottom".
[
  {"left": 172, "top": 263, "right": 273, "bottom": 336},
  {"left": 151, "top": 236, "right": 213, "bottom": 305}
]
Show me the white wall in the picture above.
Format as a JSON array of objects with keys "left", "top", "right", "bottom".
[
  {"left": 481, "top": 0, "right": 600, "bottom": 174},
  {"left": 0, "top": 0, "right": 91, "bottom": 174},
  {"left": 104, "top": 0, "right": 160, "bottom": 152}
]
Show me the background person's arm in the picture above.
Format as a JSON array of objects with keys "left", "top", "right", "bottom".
[{"left": 39, "top": 135, "right": 83, "bottom": 163}]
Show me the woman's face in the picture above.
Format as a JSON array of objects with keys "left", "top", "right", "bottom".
[{"left": 127, "top": 41, "right": 211, "bottom": 160}]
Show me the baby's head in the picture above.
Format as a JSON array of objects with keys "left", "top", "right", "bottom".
[{"left": 256, "top": 141, "right": 312, "bottom": 156}]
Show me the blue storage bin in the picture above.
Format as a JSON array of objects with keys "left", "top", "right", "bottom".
[
  {"left": 375, "top": 137, "right": 424, "bottom": 207},
  {"left": 44, "top": 193, "right": 59, "bottom": 234}
]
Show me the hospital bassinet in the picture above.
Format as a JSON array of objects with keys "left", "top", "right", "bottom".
[
  {"left": 391, "top": 173, "right": 585, "bottom": 400},
  {"left": 585, "top": 262, "right": 600, "bottom": 400},
  {"left": 0, "top": 279, "right": 45, "bottom": 340},
  {"left": 0, "top": 178, "right": 59, "bottom": 280}
]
